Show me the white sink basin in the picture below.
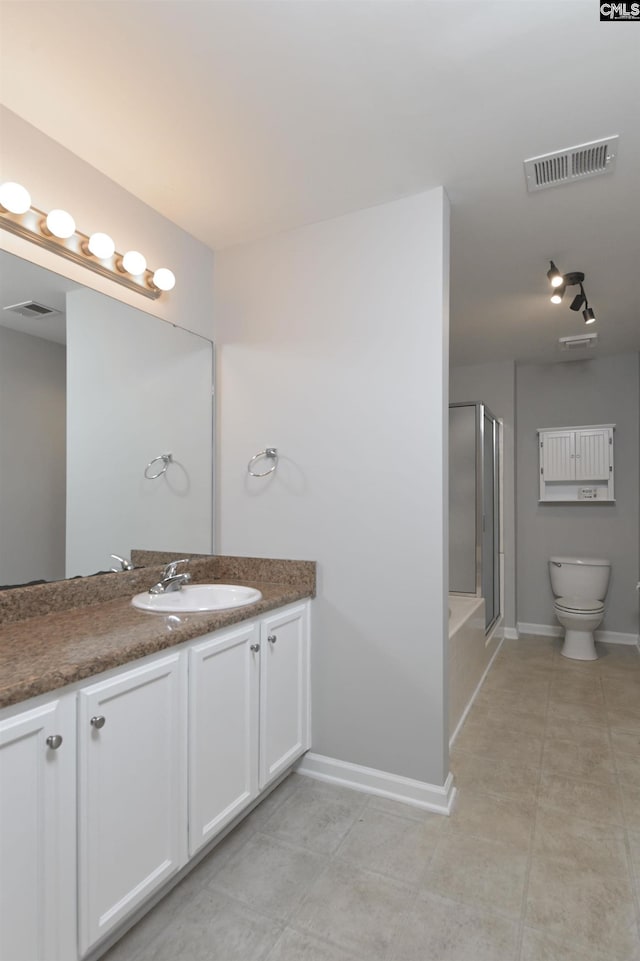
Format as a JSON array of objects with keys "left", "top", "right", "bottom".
[{"left": 131, "top": 584, "right": 262, "bottom": 613}]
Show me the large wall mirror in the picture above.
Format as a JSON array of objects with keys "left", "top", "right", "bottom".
[{"left": 0, "top": 250, "right": 214, "bottom": 587}]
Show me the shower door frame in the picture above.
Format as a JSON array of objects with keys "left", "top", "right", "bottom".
[{"left": 449, "top": 401, "right": 501, "bottom": 634}]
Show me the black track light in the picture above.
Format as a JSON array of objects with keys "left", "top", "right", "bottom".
[
  {"left": 547, "top": 261, "right": 564, "bottom": 288},
  {"left": 545, "top": 261, "right": 597, "bottom": 325}
]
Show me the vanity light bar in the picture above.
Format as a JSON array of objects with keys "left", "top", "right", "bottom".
[{"left": 0, "top": 182, "right": 175, "bottom": 300}]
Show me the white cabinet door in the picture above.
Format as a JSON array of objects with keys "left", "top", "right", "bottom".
[
  {"left": 189, "top": 623, "right": 259, "bottom": 856},
  {"left": 574, "top": 429, "right": 611, "bottom": 480},
  {"left": 78, "top": 652, "right": 187, "bottom": 954},
  {"left": 541, "top": 430, "right": 575, "bottom": 481},
  {"left": 259, "top": 604, "right": 310, "bottom": 789},
  {"left": 0, "top": 696, "right": 76, "bottom": 961}
]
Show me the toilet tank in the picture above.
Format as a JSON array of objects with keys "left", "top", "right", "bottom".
[{"left": 549, "top": 556, "right": 611, "bottom": 600}]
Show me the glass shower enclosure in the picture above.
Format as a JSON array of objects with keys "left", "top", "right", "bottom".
[{"left": 449, "top": 402, "right": 501, "bottom": 632}]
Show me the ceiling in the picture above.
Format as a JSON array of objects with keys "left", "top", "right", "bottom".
[{"left": 0, "top": 1, "right": 638, "bottom": 365}]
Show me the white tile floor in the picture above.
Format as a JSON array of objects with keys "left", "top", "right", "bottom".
[{"left": 103, "top": 635, "right": 640, "bottom": 961}]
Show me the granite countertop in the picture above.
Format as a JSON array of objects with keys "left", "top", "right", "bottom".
[{"left": 0, "top": 555, "right": 315, "bottom": 710}]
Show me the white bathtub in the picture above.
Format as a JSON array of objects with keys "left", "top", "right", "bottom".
[
  {"left": 448, "top": 593, "right": 501, "bottom": 746},
  {"left": 449, "top": 594, "right": 484, "bottom": 638}
]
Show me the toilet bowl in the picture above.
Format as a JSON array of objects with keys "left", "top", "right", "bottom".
[{"left": 549, "top": 557, "right": 611, "bottom": 661}]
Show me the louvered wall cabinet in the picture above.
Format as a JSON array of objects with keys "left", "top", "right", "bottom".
[{"left": 537, "top": 424, "right": 615, "bottom": 503}]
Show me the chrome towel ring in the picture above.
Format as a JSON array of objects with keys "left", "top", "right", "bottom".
[
  {"left": 248, "top": 448, "right": 278, "bottom": 477},
  {"left": 144, "top": 452, "right": 173, "bottom": 479}
]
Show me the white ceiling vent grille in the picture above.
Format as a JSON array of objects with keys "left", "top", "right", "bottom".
[
  {"left": 3, "top": 300, "right": 59, "bottom": 318},
  {"left": 524, "top": 136, "right": 618, "bottom": 192},
  {"left": 559, "top": 333, "right": 598, "bottom": 351}
]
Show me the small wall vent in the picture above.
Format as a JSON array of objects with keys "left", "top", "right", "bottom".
[
  {"left": 524, "top": 136, "right": 618, "bottom": 192},
  {"left": 3, "top": 300, "right": 59, "bottom": 318},
  {"left": 559, "top": 332, "right": 598, "bottom": 351}
]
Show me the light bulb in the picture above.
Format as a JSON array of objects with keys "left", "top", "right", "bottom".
[
  {"left": 550, "top": 284, "right": 565, "bottom": 305},
  {"left": 547, "top": 261, "right": 564, "bottom": 288},
  {"left": 122, "top": 250, "right": 147, "bottom": 275},
  {"left": 583, "top": 307, "right": 596, "bottom": 325},
  {"left": 87, "top": 232, "right": 115, "bottom": 259},
  {"left": 152, "top": 268, "right": 176, "bottom": 291},
  {"left": 0, "top": 181, "right": 31, "bottom": 214},
  {"left": 46, "top": 209, "right": 76, "bottom": 239}
]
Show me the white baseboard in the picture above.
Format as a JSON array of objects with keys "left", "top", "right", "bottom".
[
  {"left": 449, "top": 635, "right": 505, "bottom": 750},
  {"left": 596, "top": 629, "right": 640, "bottom": 647},
  {"left": 517, "top": 622, "right": 638, "bottom": 647},
  {"left": 295, "top": 752, "right": 456, "bottom": 816},
  {"left": 517, "top": 622, "right": 562, "bottom": 638},
  {"left": 503, "top": 626, "right": 520, "bottom": 640}
]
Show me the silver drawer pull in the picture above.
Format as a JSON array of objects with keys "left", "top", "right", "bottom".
[
  {"left": 267, "top": 634, "right": 277, "bottom": 644},
  {"left": 46, "top": 734, "right": 63, "bottom": 750},
  {"left": 90, "top": 715, "right": 106, "bottom": 729},
  {"left": 250, "top": 643, "right": 260, "bottom": 653}
]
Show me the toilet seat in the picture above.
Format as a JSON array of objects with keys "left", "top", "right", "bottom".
[{"left": 554, "top": 596, "right": 604, "bottom": 615}]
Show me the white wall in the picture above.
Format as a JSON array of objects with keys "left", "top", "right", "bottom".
[
  {"left": 0, "top": 326, "right": 66, "bottom": 584},
  {"left": 516, "top": 353, "right": 640, "bottom": 636},
  {"left": 450, "top": 361, "right": 516, "bottom": 629},
  {"left": 214, "top": 189, "right": 450, "bottom": 786},
  {"left": 0, "top": 108, "right": 214, "bottom": 339},
  {"left": 66, "top": 289, "right": 213, "bottom": 576}
]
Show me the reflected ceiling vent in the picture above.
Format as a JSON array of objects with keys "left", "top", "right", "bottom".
[
  {"left": 559, "top": 332, "right": 598, "bottom": 351},
  {"left": 524, "top": 136, "right": 619, "bottom": 192},
  {"left": 3, "top": 300, "right": 59, "bottom": 318}
]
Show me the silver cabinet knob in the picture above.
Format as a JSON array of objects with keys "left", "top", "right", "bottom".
[
  {"left": 90, "top": 715, "right": 106, "bottom": 729},
  {"left": 46, "top": 734, "right": 63, "bottom": 750},
  {"left": 267, "top": 634, "right": 277, "bottom": 644},
  {"left": 250, "top": 643, "right": 260, "bottom": 653}
]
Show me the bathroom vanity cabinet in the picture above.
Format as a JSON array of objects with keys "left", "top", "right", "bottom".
[
  {"left": 538, "top": 424, "right": 615, "bottom": 503},
  {"left": 0, "top": 599, "right": 311, "bottom": 961}
]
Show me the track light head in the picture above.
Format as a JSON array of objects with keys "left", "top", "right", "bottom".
[
  {"left": 550, "top": 284, "right": 566, "bottom": 304},
  {"left": 547, "top": 261, "right": 564, "bottom": 288},
  {"left": 570, "top": 294, "right": 583, "bottom": 311},
  {"left": 583, "top": 306, "right": 596, "bottom": 325},
  {"left": 570, "top": 283, "right": 587, "bottom": 311},
  {"left": 570, "top": 293, "right": 585, "bottom": 311}
]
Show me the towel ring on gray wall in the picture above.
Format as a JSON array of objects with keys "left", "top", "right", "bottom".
[
  {"left": 248, "top": 448, "right": 278, "bottom": 477},
  {"left": 144, "top": 452, "right": 173, "bottom": 479}
]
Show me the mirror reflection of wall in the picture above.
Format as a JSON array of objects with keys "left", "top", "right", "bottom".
[
  {"left": 0, "top": 251, "right": 214, "bottom": 587},
  {"left": 0, "top": 321, "right": 67, "bottom": 584}
]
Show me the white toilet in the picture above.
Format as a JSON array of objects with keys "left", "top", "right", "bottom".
[{"left": 549, "top": 556, "right": 611, "bottom": 660}]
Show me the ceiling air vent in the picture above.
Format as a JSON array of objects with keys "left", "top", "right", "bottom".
[
  {"left": 559, "top": 333, "right": 598, "bottom": 351},
  {"left": 3, "top": 300, "right": 59, "bottom": 318},
  {"left": 524, "top": 136, "right": 618, "bottom": 192}
]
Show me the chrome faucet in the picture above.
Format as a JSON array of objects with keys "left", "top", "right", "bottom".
[
  {"left": 110, "top": 554, "right": 134, "bottom": 572},
  {"left": 148, "top": 559, "right": 192, "bottom": 595}
]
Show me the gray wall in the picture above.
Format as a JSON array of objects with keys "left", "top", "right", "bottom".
[
  {"left": 516, "top": 353, "right": 640, "bottom": 636},
  {"left": 450, "top": 361, "right": 516, "bottom": 630},
  {"left": 0, "top": 326, "right": 66, "bottom": 584},
  {"left": 215, "top": 189, "right": 450, "bottom": 786}
]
